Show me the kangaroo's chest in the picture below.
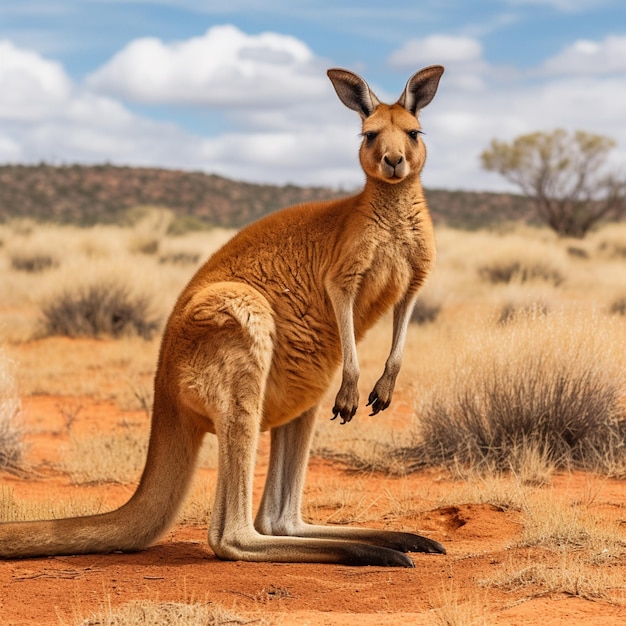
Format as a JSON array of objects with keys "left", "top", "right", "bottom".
[{"left": 354, "top": 223, "right": 431, "bottom": 332}]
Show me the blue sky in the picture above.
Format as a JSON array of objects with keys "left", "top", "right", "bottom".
[{"left": 1, "top": 0, "right": 626, "bottom": 191}]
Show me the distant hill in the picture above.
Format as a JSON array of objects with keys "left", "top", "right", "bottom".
[{"left": 0, "top": 164, "right": 534, "bottom": 229}]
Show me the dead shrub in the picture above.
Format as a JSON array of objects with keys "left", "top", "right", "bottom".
[
  {"left": 63, "top": 430, "right": 147, "bottom": 485},
  {"left": 609, "top": 297, "right": 626, "bottom": 316},
  {"left": 478, "top": 259, "right": 564, "bottom": 286},
  {"left": 10, "top": 252, "right": 59, "bottom": 273},
  {"left": 158, "top": 251, "right": 201, "bottom": 265},
  {"left": 394, "top": 312, "right": 626, "bottom": 477},
  {"left": 40, "top": 279, "right": 161, "bottom": 340},
  {"left": 410, "top": 297, "right": 442, "bottom": 324},
  {"left": 498, "top": 301, "right": 548, "bottom": 325}
]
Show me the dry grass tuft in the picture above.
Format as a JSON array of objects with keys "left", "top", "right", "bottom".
[
  {"left": 10, "top": 252, "right": 59, "bottom": 273},
  {"left": 40, "top": 278, "right": 161, "bottom": 340},
  {"left": 70, "top": 600, "right": 264, "bottom": 626},
  {"left": 431, "top": 583, "right": 487, "bottom": 626},
  {"left": 595, "top": 223, "right": 626, "bottom": 259},
  {"left": 515, "top": 492, "right": 626, "bottom": 559},
  {"left": 394, "top": 311, "right": 626, "bottom": 478},
  {"left": 411, "top": 294, "right": 442, "bottom": 324},
  {"left": 125, "top": 206, "right": 174, "bottom": 256},
  {"left": 610, "top": 296, "right": 626, "bottom": 316},
  {"left": 62, "top": 431, "right": 148, "bottom": 485},
  {"left": 483, "top": 553, "right": 624, "bottom": 605},
  {"left": 0, "top": 349, "right": 26, "bottom": 474},
  {"left": 478, "top": 259, "right": 564, "bottom": 286}
]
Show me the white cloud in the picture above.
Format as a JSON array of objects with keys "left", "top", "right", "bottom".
[
  {"left": 0, "top": 39, "right": 72, "bottom": 120},
  {"left": 0, "top": 33, "right": 365, "bottom": 188},
  {"left": 422, "top": 72, "right": 626, "bottom": 191},
  {"left": 540, "top": 35, "right": 626, "bottom": 75},
  {"left": 86, "top": 24, "right": 328, "bottom": 107},
  {"left": 3, "top": 27, "right": 626, "bottom": 195},
  {"left": 388, "top": 35, "right": 488, "bottom": 92},
  {"left": 500, "top": 0, "right": 606, "bottom": 11},
  {"left": 389, "top": 35, "right": 483, "bottom": 67}
]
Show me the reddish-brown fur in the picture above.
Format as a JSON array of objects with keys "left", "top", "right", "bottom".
[{"left": 0, "top": 66, "right": 445, "bottom": 567}]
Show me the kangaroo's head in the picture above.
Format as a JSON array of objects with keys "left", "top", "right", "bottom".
[{"left": 327, "top": 66, "right": 444, "bottom": 184}]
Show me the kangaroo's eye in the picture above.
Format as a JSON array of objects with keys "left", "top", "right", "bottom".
[
  {"left": 362, "top": 131, "right": 378, "bottom": 142},
  {"left": 407, "top": 130, "right": 422, "bottom": 141}
]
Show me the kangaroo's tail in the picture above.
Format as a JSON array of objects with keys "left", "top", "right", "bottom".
[{"left": 0, "top": 390, "right": 204, "bottom": 559}]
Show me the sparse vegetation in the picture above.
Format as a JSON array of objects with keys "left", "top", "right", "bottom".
[
  {"left": 72, "top": 600, "right": 264, "bottom": 626},
  {"left": 410, "top": 295, "right": 442, "bottom": 324},
  {"left": 396, "top": 311, "right": 626, "bottom": 478},
  {"left": 40, "top": 279, "right": 162, "bottom": 340},
  {"left": 478, "top": 259, "right": 564, "bottom": 286},
  {"left": 62, "top": 430, "right": 148, "bottom": 485},
  {"left": 610, "top": 296, "right": 626, "bottom": 316},
  {"left": 0, "top": 350, "right": 25, "bottom": 475},
  {"left": 483, "top": 555, "right": 621, "bottom": 604},
  {"left": 10, "top": 252, "right": 59, "bottom": 273},
  {"left": 1, "top": 208, "right": 626, "bottom": 624}
]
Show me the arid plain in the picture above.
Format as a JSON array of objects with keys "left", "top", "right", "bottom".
[{"left": 1, "top": 215, "right": 626, "bottom": 625}]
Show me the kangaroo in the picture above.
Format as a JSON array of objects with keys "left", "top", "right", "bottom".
[{"left": 0, "top": 66, "right": 445, "bottom": 567}]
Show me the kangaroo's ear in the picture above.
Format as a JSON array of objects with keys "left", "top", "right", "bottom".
[
  {"left": 397, "top": 65, "right": 444, "bottom": 116},
  {"left": 327, "top": 68, "right": 381, "bottom": 119}
]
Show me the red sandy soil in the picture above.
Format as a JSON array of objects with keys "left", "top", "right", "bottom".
[{"left": 1, "top": 341, "right": 626, "bottom": 625}]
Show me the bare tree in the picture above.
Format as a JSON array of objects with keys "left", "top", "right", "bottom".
[{"left": 481, "top": 129, "right": 626, "bottom": 237}]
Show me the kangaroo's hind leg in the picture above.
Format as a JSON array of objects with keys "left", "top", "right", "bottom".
[
  {"left": 255, "top": 407, "right": 445, "bottom": 555},
  {"left": 183, "top": 282, "right": 417, "bottom": 566}
]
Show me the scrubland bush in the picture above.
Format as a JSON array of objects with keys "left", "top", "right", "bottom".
[
  {"left": 40, "top": 269, "right": 162, "bottom": 340},
  {"left": 478, "top": 258, "right": 564, "bottom": 286},
  {"left": 41, "top": 281, "right": 161, "bottom": 340},
  {"left": 4, "top": 227, "right": 61, "bottom": 274},
  {"left": 397, "top": 311, "right": 626, "bottom": 477},
  {"left": 0, "top": 350, "right": 25, "bottom": 474},
  {"left": 497, "top": 300, "right": 548, "bottom": 325},
  {"left": 610, "top": 296, "right": 626, "bottom": 316},
  {"left": 158, "top": 251, "right": 201, "bottom": 265},
  {"left": 125, "top": 206, "right": 174, "bottom": 255},
  {"left": 594, "top": 222, "right": 626, "bottom": 259},
  {"left": 410, "top": 294, "right": 442, "bottom": 324},
  {"left": 10, "top": 252, "right": 59, "bottom": 273}
]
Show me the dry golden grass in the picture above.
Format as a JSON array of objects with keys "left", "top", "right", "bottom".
[
  {"left": 177, "top": 474, "right": 216, "bottom": 527},
  {"left": 431, "top": 583, "right": 488, "bottom": 626},
  {"left": 62, "top": 430, "right": 148, "bottom": 485},
  {"left": 515, "top": 491, "right": 626, "bottom": 559},
  {"left": 0, "top": 217, "right": 236, "bottom": 343},
  {"left": 2, "top": 217, "right": 626, "bottom": 496},
  {"left": 0, "top": 485, "right": 103, "bottom": 522},
  {"left": 62, "top": 428, "right": 218, "bottom": 486},
  {"left": 483, "top": 553, "right": 624, "bottom": 605},
  {"left": 0, "top": 349, "right": 25, "bottom": 474},
  {"left": 63, "top": 599, "right": 266, "bottom": 626}
]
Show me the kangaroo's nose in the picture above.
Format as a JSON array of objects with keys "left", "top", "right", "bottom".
[{"left": 384, "top": 154, "right": 404, "bottom": 168}]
